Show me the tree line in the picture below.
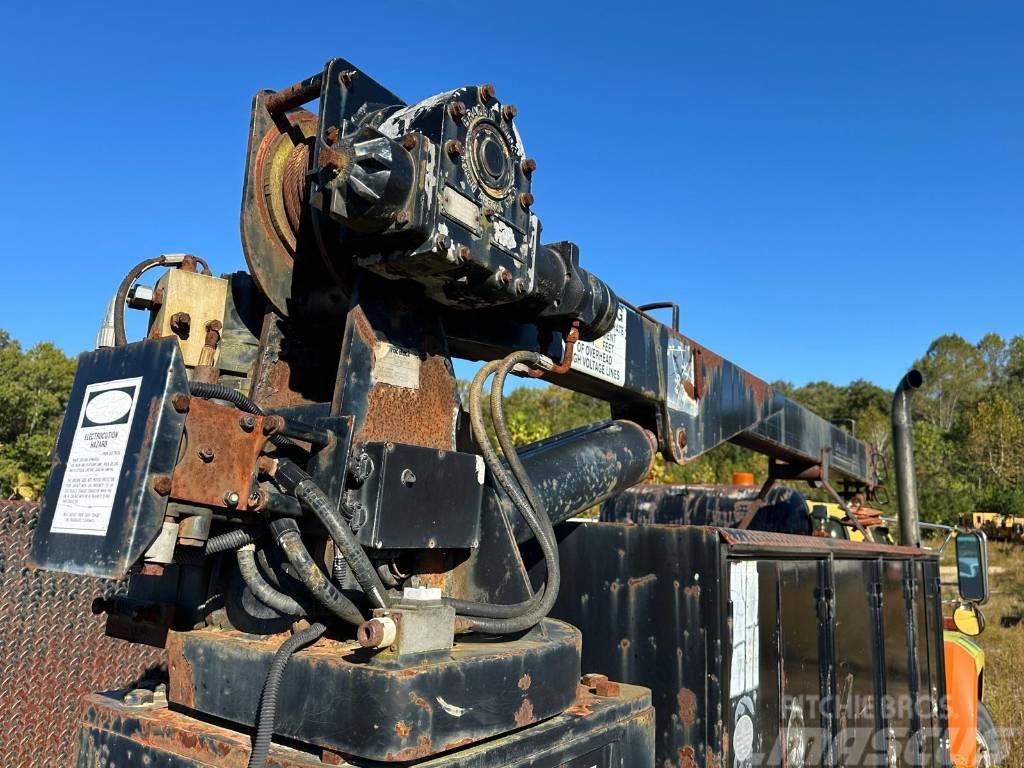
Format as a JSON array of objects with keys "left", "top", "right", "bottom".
[{"left": 1, "top": 328, "right": 1021, "bottom": 524}]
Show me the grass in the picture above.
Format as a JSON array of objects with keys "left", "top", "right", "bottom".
[
  {"left": 938, "top": 536, "right": 1024, "bottom": 766},
  {"left": 972, "top": 540, "right": 1024, "bottom": 767}
]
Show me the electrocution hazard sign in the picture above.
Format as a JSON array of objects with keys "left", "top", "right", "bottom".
[{"left": 50, "top": 377, "right": 142, "bottom": 537}]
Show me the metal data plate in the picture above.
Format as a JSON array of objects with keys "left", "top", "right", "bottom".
[{"left": 30, "top": 337, "right": 188, "bottom": 578}]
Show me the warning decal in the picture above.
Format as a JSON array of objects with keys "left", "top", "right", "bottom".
[
  {"left": 570, "top": 306, "right": 627, "bottom": 386},
  {"left": 50, "top": 377, "right": 142, "bottom": 537},
  {"left": 729, "top": 560, "right": 760, "bottom": 695}
]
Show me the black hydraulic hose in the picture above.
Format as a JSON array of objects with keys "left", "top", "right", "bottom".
[
  {"left": 274, "top": 460, "right": 390, "bottom": 610},
  {"left": 237, "top": 544, "right": 306, "bottom": 616},
  {"left": 187, "top": 381, "right": 384, "bottom": 610},
  {"left": 247, "top": 622, "right": 326, "bottom": 768},
  {"left": 206, "top": 527, "right": 262, "bottom": 554},
  {"left": 270, "top": 519, "right": 366, "bottom": 626},
  {"left": 445, "top": 354, "right": 563, "bottom": 632},
  {"left": 113, "top": 256, "right": 172, "bottom": 347}
]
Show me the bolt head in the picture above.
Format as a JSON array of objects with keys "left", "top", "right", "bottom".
[
  {"left": 401, "top": 133, "right": 419, "bottom": 151},
  {"left": 324, "top": 125, "right": 340, "bottom": 144},
  {"left": 239, "top": 414, "right": 256, "bottom": 432},
  {"left": 514, "top": 279, "right": 526, "bottom": 295},
  {"left": 445, "top": 139, "right": 464, "bottom": 158},
  {"left": 171, "top": 393, "right": 190, "bottom": 413},
  {"left": 521, "top": 158, "right": 537, "bottom": 175},
  {"left": 478, "top": 83, "right": 496, "bottom": 102},
  {"left": 151, "top": 475, "right": 172, "bottom": 495},
  {"left": 502, "top": 103, "right": 518, "bottom": 121},
  {"left": 435, "top": 233, "right": 451, "bottom": 252},
  {"left": 519, "top": 192, "right": 534, "bottom": 210},
  {"left": 497, "top": 267, "right": 512, "bottom": 286},
  {"left": 339, "top": 69, "right": 358, "bottom": 87},
  {"left": 198, "top": 447, "right": 215, "bottom": 462},
  {"left": 223, "top": 491, "right": 240, "bottom": 507},
  {"left": 458, "top": 246, "right": 472, "bottom": 263},
  {"left": 449, "top": 100, "right": 467, "bottom": 120}
]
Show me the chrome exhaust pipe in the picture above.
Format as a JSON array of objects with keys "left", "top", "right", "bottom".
[{"left": 892, "top": 369, "right": 924, "bottom": 547}]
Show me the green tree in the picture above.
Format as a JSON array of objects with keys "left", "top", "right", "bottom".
[
  {"left": 0, "top": 332, "right": 77, "bottom": 498},
  {"left": 914, "top": 334, "right": 986, "bottom": 432}
]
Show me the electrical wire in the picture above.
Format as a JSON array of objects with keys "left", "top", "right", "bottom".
[{"left": 247, "top": 622, "right": 326, "bottom": 768}]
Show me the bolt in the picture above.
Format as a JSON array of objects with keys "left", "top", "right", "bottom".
[
  {"left": 151, "top": 475, "right": 172, "bottom": 496},
  {"left": 514, "top": 279, "right": 526, "bottom": 295},
  {"left": 502, "top": 103, "right": 518, "bottom": 121},
  {"left": 170, "top": 312, "right": 191, "bottom": 337},
  {"left": 445, "top": 139, "right": 464, "bottom": 158},
  {"left": 519, "top": 192, "right": 534, "bottom": 210},
  {"left": 198, "top": 447, "right": 215, "bottom": 463},
  {"left": 676, "top": 429, "right": 688, "bottom": 453},
  {"left": 223, "top": 490, "right": 240, "bottom": 507},
  {"left": 324, "top": 125, "right": 340, "bottom": 144},
  {"left": 581, "top": 673, "right": 609, "bottom": 687},
  {"left": 458, "top": 246, "right": 472, "bottom": 263},
  {"left": 393, "top": 209, "right": 409, "bottom": 227},
  {"left": 595, "top": 679, "right": 621, "bottom": 697},
  {"left": 339, "top": 69, "right": 358, "bottom": 88},
  {"left": 435, "top": 233, "right": 451, "bottom": 252},
  {"left": 449, "top": 100, "right": 467, "bottom": 121},
  {"left": 521, "top": 158, "right": 537, "bottom": 176},
  {"left": 248, "top": 490, "right": 264, "bottom": 509},
  {"left": 478, "top": 83, "right": 496, "bottom": 102},
  {"left": 263, "top": 416, "right": 284, "bottom": 436},
  {"left": 171, "top": 393, "right": 190, "bottom": 413},
  {"left": 239, "top": 414, "right": 256, "bottom": 432},
  {"left": 483, "top": 207, "right": 497, "bottom": 220},
  {"left": 400, "top": 468, "right": 417, "bottom": 486},
  {"left": 401, "top": 133, "right": 419, "bottom": 151},
  {"left": 497, "top": 267, "right": 512, "bottom": 286}
]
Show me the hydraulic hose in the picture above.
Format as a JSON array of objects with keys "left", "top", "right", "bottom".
[
  {"left": 445, "top": 353, "right": 563, "bottom": 633},
  {"left": 187, "top": 381, "right": 385, "bottom": 610},
  {"left": 274, "top": 460, "right": 390, "bottom": 610},
  {"left": 247, "top": 622, "right": 326, "bottom": 768},
  {"left": 113, "top": 256, "right": 174, "bottom": 347},
  {"left": 112, "top": 254, "right": 207, "bottom": 346},
  {"left": 270, "top": 519, "right": 366, "bottom": 626},
  {"left": 237, "top": 544, "right": 306, "bottom": 616}
]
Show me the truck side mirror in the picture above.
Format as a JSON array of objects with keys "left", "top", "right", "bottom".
[{"left": 954, "top": 530, "right": 990, "bottom": 605}]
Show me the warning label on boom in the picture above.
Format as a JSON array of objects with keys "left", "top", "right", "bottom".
[
  {"left": 570, "top": 306, "right": 627, "bottom": 386},
  {"left": 50, "top": 376, "right": 142, "bottom": 537}
]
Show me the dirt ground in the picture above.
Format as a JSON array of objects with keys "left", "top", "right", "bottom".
[{"left": 942, "top": 538, "right": 1024, "bottom": 767}]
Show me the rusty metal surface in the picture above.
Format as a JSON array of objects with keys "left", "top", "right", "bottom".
[
  {"left": 79, "top": 678, "right": 653, "bottom": 767},
  {"left": 714, "top": 526, "right": 939, "bottom": 558},
  {"left": 170, "top": 397, "right": 274, "bottom": 510},
  {"left": 0, "top": 501, "right": 165, "bottom": 766},
  {"left": 165, "top": 619, "right": 582, "bottom": 761}
]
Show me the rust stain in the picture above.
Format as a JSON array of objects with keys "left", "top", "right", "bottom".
[
  {"left": 409, "top": 692, "right": 432, "bottom": 713},
  {"left": 356, "top": 341, "right": 457, "bottom": 451},
  {"left": 518, "top": 673, "right": 532, "bottom": 691},
  {"left": 619, "top": 638, "right": 631, "bottom": 650},
  {"left": 678, "top": 746, "right": 698, "bottom": 768},
  {"left": 677, "top": 687, "right": 697, "bottom": 726},
  {"left": 514, "top": 698, "right": 536, "bottom": 727},
  {"left": 166, "top": 632, "right": 196, "bottom": 710},
  {"left": 386, "top": 735, "right": 433, "bottom": 761},
  {"left": 395, "top": 721, "right": 412, "bottom": 738},
  {"left": 684, "top": 584, "right": 701, "bottom": 598},
  {"left": 627, "top": 574, "right": 657, "bottom": 589}
]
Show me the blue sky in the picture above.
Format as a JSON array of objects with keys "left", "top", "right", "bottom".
[{"left": 1, "top": 2, "right": 1020, "bottom": 388}]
